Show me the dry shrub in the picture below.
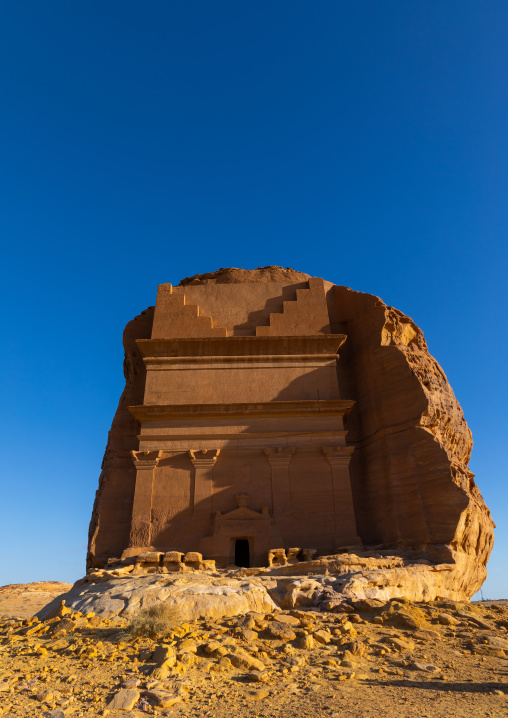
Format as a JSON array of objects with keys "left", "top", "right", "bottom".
[{"left": 125, "top": 601, "right": 183, "bottom": 639}]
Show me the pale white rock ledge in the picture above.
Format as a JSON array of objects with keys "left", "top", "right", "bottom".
[
  {"left": 37, "top": 574, "right": 278, "bottom": 621},
  {"left": 36, "top": 553, "right": 474, "bottom": 621}
]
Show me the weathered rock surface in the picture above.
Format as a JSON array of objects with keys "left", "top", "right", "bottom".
[
  {"left": 37, "top": 549, "right": 494, "bottom": 622},
  {"left": 107, "top": 687, "right": 140, "bottom": 710},
  {"left": 330, "top": 285, "right": 494, "bottom": 595},
  {"left": 87, "top": 266, "right": 494, "bottom": 600},
  {"left": 37, "top": 574, "right": 278, "bottom": 621}
]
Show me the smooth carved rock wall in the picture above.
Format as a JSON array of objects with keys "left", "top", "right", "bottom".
[{"left": 88, "top": 267, "right": 494, "bottom": 598}]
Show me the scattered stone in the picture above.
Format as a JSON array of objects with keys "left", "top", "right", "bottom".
[
  {"left": 313, "top": 629, "right": 332, "bottom": 645},
  {"left": 337, "top": 671, "right": 355, "bottom": 681},
  {"left": 152, "top": 644, "right": 176, "bottom": 663},
  {"left": 179, "top": 638, "right": 197, "bottom": 653},
  {"left": 340, "top": 660, "right": 357, "bottom": 668},
  {"left": 342, "top": 639, "right": 366, "bottom": 657},
  {"left": 49, "top": 618, "right": 76, "bottom": 638},
  {"left": 121, "top": 679, "right": 141, "bottom": 689},
  {"left": 227, "top": 648, "right": 266, "bottom": 672},
  {"left": 106, "top": 688, "right": 140, "bottom": 711},
  {"left": 247, "top": 687, "right": 270, "bottom": 700},
  {"left": 265, "top": 621, "right": 296, "bottom": 641},
  {"left": 438, "top": 613, "right": 459, "bottom": 627},
  {"left": 178, "top": 651, "right": 197, "bottom": 666},
  {"left": 411, "top": 662, "right": 441, "bottom": 673},
  {"left": 247, "top": 670, "right": 269, "bottom": 683},
  {"left": 204, "top": 640, "right": 223, "bottom": 655},
  {"left": 143, "top": 689, "right": 181, "bottom": 708},
  {"left": 43, "top": 600, "right": 72, "bottom": 622},
  {"left": 240, "top": 628, "right": 258, "bottom": 642},
  {"left": 36, "top": 689, "right": 55, "bottom": 702},
  {"left": 351, "top": 599, "right": 386, "bottom": 611},
  {"left": 3, "top": 571, "right": 506, "bottom": 718},
  {"left": 384, "top": 636, "right": 415, "bottom": 652},
  {"left": 486, "top": 635, "right": 508, "bottom": 650},
  {"left": 298, "top": 634, "right": 314, "bottom": 649},
  {"left": 273, "top": 614, "right": 300, "bottom": 626},
  {"left": 414, "top": 629, "right": 442, "bottom": 641},
  {"left": 456, "top": 612, "right": 493, "bottom": 630},
  {"left": 337, "top": 621, "right": 354, "bottom": 634},
  {"left": 136, "top": 647, "right": 153, "bottom": 662}
]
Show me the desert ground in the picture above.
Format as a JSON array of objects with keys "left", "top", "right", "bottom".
[{"left": 0, "top": 582, "right": 507, "bottom": 718}]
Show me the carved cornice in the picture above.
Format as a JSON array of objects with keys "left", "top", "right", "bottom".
[
  {"left": 138, "top": 431, "right": 347, "bottom": 442},
  {"left": 136, "top": 335, "right": 346, "bottom": 359},
  {"left": 129, "top": 399, "right": 355, "bottom": 422}
]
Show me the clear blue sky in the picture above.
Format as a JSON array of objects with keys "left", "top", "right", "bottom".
[{"left": 1, "top": 1, "right": 506, "bottom": 598}]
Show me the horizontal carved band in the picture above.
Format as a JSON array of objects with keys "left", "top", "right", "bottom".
[
  {"left": 136, "top": 335, "right": 346, "bottom": 358},
  {"left": 129, "top": 399, "right": 355, "bottom": 422}
]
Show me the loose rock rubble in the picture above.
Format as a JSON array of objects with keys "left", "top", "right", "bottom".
[{"left": 0, "top": 588, "right": 507, "bottom": 717}]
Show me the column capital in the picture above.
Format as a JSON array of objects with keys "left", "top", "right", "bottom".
[
  {"left": 131, "top": 450, "right": 164, "bottom": 469},
  {"left": 189, "top": 449, "right": 220, "bottom": 469},
  {"left": 264, "top": 447, "right": 295, "bottom": 467},
  {"left": 322, "top": 446, "right": 355, "bottom": 466}
]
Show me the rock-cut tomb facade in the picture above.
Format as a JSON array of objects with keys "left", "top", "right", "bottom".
[{"left": 88, "top": 267, "right": 493, "bottom": 598}]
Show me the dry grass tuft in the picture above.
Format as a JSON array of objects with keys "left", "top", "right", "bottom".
[{"left": 125, "top": 602, "right": 183, "bottom": 639}]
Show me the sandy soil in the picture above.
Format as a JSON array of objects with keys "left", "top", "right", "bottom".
[{"left": 0, "top": 583, "right": 507, "bottom": 718}]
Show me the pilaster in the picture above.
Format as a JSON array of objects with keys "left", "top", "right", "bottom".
[
  {"left": 264, "top": 448, "right": 295, "bottom": 516},
  {"left": 189, "top": 449, "right": 220, "bottom": 525},
  {"left": 129, "top": 450, "right": 163, "bottom": 548},
  {"left": 322, "top": 446, "right": 362, "bottom": 548}
]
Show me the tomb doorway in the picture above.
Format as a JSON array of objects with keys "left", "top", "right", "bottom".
[{"left": 234, "top": 538, "right": 250, "bottom": 567}]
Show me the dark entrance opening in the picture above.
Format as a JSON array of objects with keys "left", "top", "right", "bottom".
[{"left": 234, "top": 539, "right": 250, "bottom": 568}]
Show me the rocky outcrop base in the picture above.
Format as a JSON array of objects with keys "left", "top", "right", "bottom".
[{"left": 38, "top": 552, "right": 485, "bottom": 622}]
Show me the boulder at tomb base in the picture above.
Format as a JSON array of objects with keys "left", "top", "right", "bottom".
[
  {"left": 37, "top": 574, "right": 278, "bottom": 622},
  {"left": 87, "top": 267, "right": 494, "bottom": 600}
]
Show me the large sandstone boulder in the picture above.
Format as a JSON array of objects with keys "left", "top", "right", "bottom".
[
  {"left": 87, "top": 267, "right": 494, "bottom": 600},
  {"left": 37, "top": 574, "right": 278, "bottom": 621},
  {"left": 36, "top": 552, "right": 490, "bottom": 621}
]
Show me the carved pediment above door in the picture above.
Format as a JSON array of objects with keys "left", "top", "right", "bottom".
[{"left": 213, "top": 494, "right": 272, "bottom": 526}]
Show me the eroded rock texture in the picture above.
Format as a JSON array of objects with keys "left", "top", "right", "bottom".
[
  {"left": 328, "top": 286, "right": 494, "bottom": 597},
  {"left": 88, "top": 267, "right": 493, "bottom": 599},
  {"left": 88, "top": 306, "right": 154, "bottom": 561}
]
